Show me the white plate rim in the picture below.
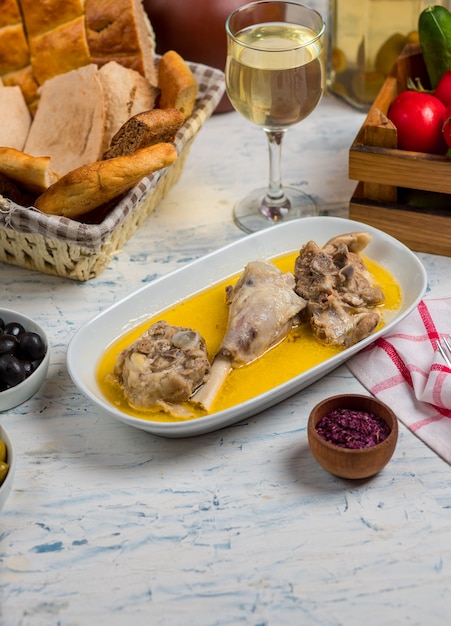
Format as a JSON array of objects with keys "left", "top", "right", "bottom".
[{"left": 67, "top": 217, "right": 428, "bottom": 437}]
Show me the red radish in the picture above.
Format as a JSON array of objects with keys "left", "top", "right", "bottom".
[
  {"left": 442, "top": 104, "right": 451, "bottom": 149},
  {"left": 434, "top": 70, "right": 451, "bottom": 106},
  {"left": 388, "top": 90, "right": 448, "bottom": 154}
]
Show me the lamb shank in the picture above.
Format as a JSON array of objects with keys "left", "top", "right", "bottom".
[
  {"left": 193, "top": 260, "right": 306, "bottom": 411},
  {"left": 294, "top": 232, "right": 385, "bottom": 347}
]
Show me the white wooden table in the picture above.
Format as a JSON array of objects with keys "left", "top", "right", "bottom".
[{"left": 1, "top": 86, "right": 451, "bottom": 625}]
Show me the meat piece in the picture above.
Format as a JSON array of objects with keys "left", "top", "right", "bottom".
[
  {"left": 323, "top": 232, "right": 372, "bottom": 255},
  {"left": 308, "top": 296, "right": 381, "bottom": 347},
  {"left": 114, "top": 320, "right": 210, "bottom": 413},
  {"left": 220, "top": 260, "right": 306, "bottom": 364},
  {"left": 294, "top": 240, "right": 337, "bottom": 301},
  {"left": 294, "top": 232, "right": 385, "bottom": 347},
  {"left": 322, "top": 233, "right": 384, "bottom": 307},
  {"left": 193, "top": 260, "right": 306, "bottom": 410}
]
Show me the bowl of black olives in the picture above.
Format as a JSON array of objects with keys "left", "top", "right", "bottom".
[{"left": 0, "top": 309, "right": 49, "bottom": 411}]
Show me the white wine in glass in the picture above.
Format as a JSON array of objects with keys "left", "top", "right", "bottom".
[{"left": 225, "top": 1, "right": 325, "bottom": 233}]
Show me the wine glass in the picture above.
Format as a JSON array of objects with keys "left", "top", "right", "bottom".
[{"left": 225, "top": 1, "right": 326, "bottom": 233}]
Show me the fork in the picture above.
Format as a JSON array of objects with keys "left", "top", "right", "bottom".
[{"left": 437, "top": 335, "right": 451, "bottom": 367}]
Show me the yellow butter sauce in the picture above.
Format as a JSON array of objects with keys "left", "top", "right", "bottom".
[{"left": 96, "top": 252, "right": 402, "bottom": 422}]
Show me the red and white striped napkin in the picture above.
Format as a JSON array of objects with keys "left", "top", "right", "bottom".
[{"left": 347, "top": 297, "right": 451, "bottom": 465}]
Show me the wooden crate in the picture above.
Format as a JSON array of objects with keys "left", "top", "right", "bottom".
[{"left": 348, "top": 44, "right": 451, "bottom": 257}]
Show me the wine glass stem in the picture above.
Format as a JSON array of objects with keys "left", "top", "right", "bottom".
[{"left": 262, "top": 129, "right": 291, "bottom": 220}]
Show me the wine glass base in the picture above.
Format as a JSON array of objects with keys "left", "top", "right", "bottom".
[{"left": 233, "top": 187, "right": 318, "bottom": 234}]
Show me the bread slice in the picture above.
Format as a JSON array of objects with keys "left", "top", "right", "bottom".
[
  {"left": 97, "top": 61, "right": 160, "bottom": 155},
  {"left": 21, "top": 0, "right": 88, "bottom": 87},
  {"left": 0, "top": 0, "right": 22, "bottom": 29},
  {"left": 0, "top": 23, "right": 30, "bottom": 75},
  {"left": 1, "top": 65, "right": 39, "bottom": 109},
  {"left": 85, "top": 0, "right": 158, "bottom": 85},
  {"left": 158, "top": 50, "right": 198, "bottom": 120},
  {"left": 35, "top": 143, "right": 177, "bottom": 218},
  {"left": 103, "top": 108, "right": 184, "bottom": 159},
  {"left": 0, "top": 85, "right": 31, "bottom": 149},
  {"left": 24, "top": 64, "right": 105, "bottom": 177},
  {"left": 28, "top": 16, "right": 91, "bottom": 85},
  {"left": 0, "top": 147, "right": 59, "bottom": 194},
  {"left": 18, "top": 0, "right": 85, "bottom": 38},
  {"left": 0, "top": 0, "right": 29, "bottom": 77}
]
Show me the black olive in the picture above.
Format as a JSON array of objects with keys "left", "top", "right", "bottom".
[
  {"left": 0, "top": 354, "right": 27, "bottom": 387},
  {"left": 3, "top": 322, "right": 25, "bottom": 339},
  {"left": 18, "top": 332, "right": 46, "bottom": 361},
  {"left": 22, "top": 360, "right": 36, "bottom": 377},
  {"left": 0, "top": 318, "right": 47, "bottom": 392},
  {"left": 0, "top": 334, "right": 18, "bottom": 356}
]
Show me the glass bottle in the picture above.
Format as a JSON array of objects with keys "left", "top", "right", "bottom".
[{"left": 328, "top": 0, "right": 450, "bottom": 110}]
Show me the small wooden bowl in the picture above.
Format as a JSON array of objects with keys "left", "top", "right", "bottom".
[{"left": 308, "top": 394, "right": 398, "bottom": 480}]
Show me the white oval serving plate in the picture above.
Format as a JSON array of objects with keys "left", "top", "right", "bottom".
[{"left": 67, "top": 217, "right": 427, "bottom": 437}]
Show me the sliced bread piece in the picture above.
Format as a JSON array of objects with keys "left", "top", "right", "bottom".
[
  {"left": 2, "top": 65, "right": 39, "bottom": 110},
  {"left": 158, "top": 50, "right": 198, "bottom": 120},
  {"left": 97, "top": 61, "right": 160, "bottom": 155},
  {"left": 0, "top": 147, "right": 59, "bottom": 194},
  {"left": 24, "top": 64, "right": 105, "bottom": 177},
  {"left": 0, "top": 22, "right": 30, "bottom": 75},
  {"left": 85, "top": 0, "right": 158, "bottom": 85},
  {"left": 28, "top": 16, "right": 91, "bottom": 85},
  {"left": 0, "top": 0, "right": 22, "bottom": 29},
  {"left": 103, "top": 107, "right": 184, "bottom": 159},
  {"left": 18, "top": 0, "right": 85, "bottom": 38},
  {"left": 0, "top": 84, "right": 31, "bottom": 149}
]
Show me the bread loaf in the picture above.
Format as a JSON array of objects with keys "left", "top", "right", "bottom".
[
  {"left": 158, "top": 50, "right": 198, "bottom": 119},
  {"left": 103, "top": 108, "right": 184, "bottom": 159},
  {"left": 0, "top": 147, "right": 59, "bottom": 194},
  {"left": 0, "top": 0, "right": 159, "bottom": 114},
  {"left": 35, "top": 143, "right": 177, "bottom": 217}
]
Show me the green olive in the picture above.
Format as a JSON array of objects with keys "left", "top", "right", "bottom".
[
  {"left": 0, "top": 439, "right": 6, "bottom": 463},
  {"left": 0, "top": 461, "right": 9, "bottom": 486}
]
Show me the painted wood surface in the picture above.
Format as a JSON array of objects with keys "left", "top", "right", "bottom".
[{"left": 2, "top": 81, "right": 451, "bottom": 624}]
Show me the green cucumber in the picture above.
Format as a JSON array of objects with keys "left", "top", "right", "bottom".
[{"left": 419, "top": 5, "right": 451, "bottom": 88}]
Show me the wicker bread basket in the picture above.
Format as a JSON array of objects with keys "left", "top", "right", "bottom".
[{"left": 0, "top": 61, "right": 225, "bottom": 281}]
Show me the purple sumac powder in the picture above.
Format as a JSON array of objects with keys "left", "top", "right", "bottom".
[{"left": 315, "top": 408, "right": 391, "bottom": 449}]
